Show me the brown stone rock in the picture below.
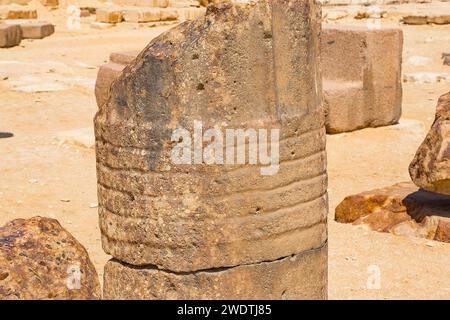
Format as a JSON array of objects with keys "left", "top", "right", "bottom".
[
  {"left": 321, "top": 24, "right": 403, "bottom": 133},
  {"left": 335, "top": 182, "right": 450, "bottom": 242},
  {"left": 409, "top": 92, "right": 450, "bottom": 195},
  {"left": 95, "top": 0, "right": 327, "bottom": 274},
  {"left": 443, "top": 53, "right": 450, "bottom": 66},
  {"left": 96, "top": 7, "right": 123, "bottom": 23},
  {"left": 0, "top": 217, "right": 101, "bottom": 299},
  {"left": 103, "top": 245, "right": 327, "bottom": 300},
  {"left": 0, "top": 24, "right": 21, "bottom": 47}
]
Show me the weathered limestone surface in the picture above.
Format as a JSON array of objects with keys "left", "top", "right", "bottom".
[
  {"left": 321, "top": 24, "right": 403, "bottom": 133},
  {"left": 0, "top": 217, "right": 101, "bottom": 299},
  {"left": 122, "top": 7, "right": 178, "bottom": 22},
  {"left": 335, "top": 182, "right": 450, "bottom": 242},
  {"left": 104, "top": 245, "right": 327, "bottom": 300},
  {"left": 95, "top": 0, "right": 327, "bottom": 286},
  {"left": 95, "top": 50, "right": 139, "bottom": 108},
  {"left": 111, "top": 0, "right": 169, "bottom": 7},
  {"left": 0, "top": 23, "right": 21, "bottom": 47},
  {"left": 5, "top": 20, "right": 54, "bottom": 39},
  {"left": 409, "top": 92, "right": 450, "bottom": 195}
]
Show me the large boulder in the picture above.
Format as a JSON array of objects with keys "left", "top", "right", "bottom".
[
  {"left": 96, "top": 0, "right": 327, "bottom": 299},
  {"left": 409, "top": 92, "right": 450, "bottom": 195},
  {"left": 335, "top": 182, "right": 450, "bottom": 242},
  {"left": 0, "top": 217, "right": 101, "bottom": 300}
]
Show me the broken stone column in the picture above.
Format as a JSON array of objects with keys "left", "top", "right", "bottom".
[
  {"left": 321, "top": 24, "right": 403, "bottom": 133},
  {"left": 96, "top": 0, "right": 327, "bottom": 299},
  {"left": 410, "top": 91, "right": 450, "bottom": 195}
]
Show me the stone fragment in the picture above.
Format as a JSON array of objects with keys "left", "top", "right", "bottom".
[
  {"left": 95, "top": 0, "right": 327, "bottom": 280},
  {"left": 104, "top": 245, "right": 327, "bottom": 300},
  {"left": 321, "top": 24, "right": 403, "bottom": 133},
  {"left": 5, "top": 21, "right": 54, "bottom": 39},
  {"left": 409, "top": 92, "right": 450, "bottom": 195},
  {"left": 0, "top": 24, "right": 21, "bottom": 47},
  {"left": 0, "top": 217, "right": 101, "bottom": 299},
  {"left": 39, "top": 0, "right": 58, "bottom": 6},
  {"left": 56, "top": 127, "right": 95, "bottom": 149},
  {"left": 0, "top": 5, "right": 37, "bottom": 19},
  {"left": 95, "top": 51, "right": 139, "bottom": 108},
  {"left": 96, "top": 7, "right": 123, "bottom": 23},
  {"left": 335, "top": 182, "right": 450, "bottom": 242}
]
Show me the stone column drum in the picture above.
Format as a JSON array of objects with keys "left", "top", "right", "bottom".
[{"left": 95, "top": 0, "right": 327, "bottom": 299}]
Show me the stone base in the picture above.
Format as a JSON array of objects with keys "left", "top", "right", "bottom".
[
  {"left": 103, "top": 245, "right": 327, "bottom": 300},
  {"left": 335, "top": 182, "right": 450, "bottom": 242},
  {"left": 0, "top": 24, "right": 21, "bottom": 48}
]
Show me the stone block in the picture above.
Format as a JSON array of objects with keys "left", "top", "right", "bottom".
[
  {"left": 321, "top": 24, "right": 403, "bottom": 133},
  {"left": 0, "top": 24, "right": 21, "bottom": 48},
  {"left": 95, "top": 0, "right": 327, "bottom": 279},
  {"left": 96, "top": 7, "right": 123, "bottom": 23},
  {"left": 103, "top": 245, "right": 327, "bottom": 299}
]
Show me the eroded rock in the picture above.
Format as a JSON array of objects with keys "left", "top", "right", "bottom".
[
  {"left": 335, "top": 182, "right": 450, "bottom": 242},
  {"left": 410, "top": 92, "right": 450, "bottom": 195},
  {"left": 0, "top": 217, "right": 101, "bottom": 299}
]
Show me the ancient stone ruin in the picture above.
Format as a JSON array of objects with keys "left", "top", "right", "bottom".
[
  {"left": 0, "top": 217, "right": 101, "bottom": 299},
  {"left": 335, "top": 92, "right": 450, "bottom": 243},
  {"left": 321, "top": 24, "right": 403, "bottom": 133},
  {"left": 95, "top": 0, "right": 327, "bottom": 299}
]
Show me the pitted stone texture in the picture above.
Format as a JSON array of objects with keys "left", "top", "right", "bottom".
[
  {"left": 103, "top": 245, "right": 327, "bottom": 300},
  {"left": 95, "top": 51, "right": 139, "bottom": 108},
  {"left": 335, "top": 182, "right": 450, "bottom": 243},
  {"left": 321, "top": 24, "right": 403, "bottom": 133},
  {"left": 0, "top": 217, "right": 101, "bottom": 300},
  {"left": 0, "top": 24, "right": 21, "bottom": 47},
  {"left": 95, "top": 0, "right": 326, "bottom": 272},
  {"left": 409, "top": 92, "right": 450, "bottom": 195}
]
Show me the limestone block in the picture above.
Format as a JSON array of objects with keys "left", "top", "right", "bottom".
[
  {"left": 96, "top": 7, "right": 123, "bottom": 23},
  {"left": 321, "top": 24, "right": 403, "bottom": 133}
]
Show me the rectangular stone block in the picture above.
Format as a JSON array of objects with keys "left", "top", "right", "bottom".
[
  {"left": 176, "top": 6, "right": 205, "bottom": 21},
  {"left": 5, "top": 21, "right": 54, "bottom": 39},
  {"left": 122, "top": 7, "right": 161, "bottom": 22},
  {"left": 0, "top": 24, "right": 21, "bottom": 48},
  {"left": 103, "top": 245, "right": 327, "bottom": 300},
  {"left": 96, "top": 7, "right": 123, "bottom": 23},
  {"left": 321, "top": 24, "right": 403, "bottom": 133},
  {"left": 0, "top": 5, "right": 37, "bottom": 19},
  {"left": 95, "top": 61, "right": 127, "bottom": 108}
]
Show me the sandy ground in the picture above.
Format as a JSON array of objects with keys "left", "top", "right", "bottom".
[{"left": 0, "top": 5, "right": 449, "bottom": 299}]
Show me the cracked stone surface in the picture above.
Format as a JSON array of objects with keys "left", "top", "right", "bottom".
[{"left": 103, "top": 244, "right": 327, "bottom": 300}]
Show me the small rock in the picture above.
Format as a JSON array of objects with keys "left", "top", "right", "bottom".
[
  {"left": 28, "top": 179, "right": 38, "bottom": 184},
  {"left": 89, "top": 203, "right": 98, "bottom": 208},
  {"left": 60, "top": 198, "right": 71, "bottom": 202}
]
